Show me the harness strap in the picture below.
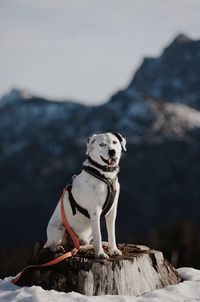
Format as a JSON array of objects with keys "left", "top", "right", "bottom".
[
  {"left": 83, "top": 165, "right": 115, "bottom": 184},
  {"left": 60, "top": 188, "right": 80, "bottom": 250},
  {"left": 84, "top": 166, "right": 117, "bottom": 218},
  {"left": 68, "top": 185, "right": 90, "bottom": 218},
  {"left": 68, "top": 166, "right": 117, "bottom": 219}
]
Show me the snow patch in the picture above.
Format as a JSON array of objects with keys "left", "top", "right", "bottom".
[
  {"left": 165, "top": 102, "right": 200, "bottom": 127},
  {"left": 178, "top": 267, "right": 200, "bottom": 282},
  {"left": 1, "top": 268, "right": 200, "bottom": 302}
]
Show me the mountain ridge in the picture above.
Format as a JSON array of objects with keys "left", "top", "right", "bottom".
[{"left": 128, "top": 33, "right": 200, "bottom": 109}]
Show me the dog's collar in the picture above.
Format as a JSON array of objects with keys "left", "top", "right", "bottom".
[{"left": 87, "top": 156, "right": 119, "bottom": 173}]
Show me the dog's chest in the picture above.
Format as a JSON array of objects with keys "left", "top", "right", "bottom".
[{"left": 71, "top": 171, "right": 109, "bottom": 208}]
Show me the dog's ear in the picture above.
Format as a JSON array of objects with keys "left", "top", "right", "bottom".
[
  {"left": 86, "top": 134, "right": 97, "bottom": 155},
  {"left": 112, "top": 132, "right": 127, "bottom": 152},
  {"left": 119, "top": 133, "right": 127, "bottom": 152}
]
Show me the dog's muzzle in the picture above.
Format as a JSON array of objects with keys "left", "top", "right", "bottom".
[{"left": 101, "top": 154, "right": 117, "bottom": 166}]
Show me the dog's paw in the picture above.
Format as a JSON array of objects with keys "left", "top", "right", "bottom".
[
  {"left": 52, "top": 245, "right": 65, "bottom": 255},
  {"left": 96, "top": 251, "right": 109, "bottom": 259},
  {"left": 109, "top": 247, "right": 122, "bottom": 256}
]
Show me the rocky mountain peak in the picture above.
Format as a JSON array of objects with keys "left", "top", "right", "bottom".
[
  {"left": 4, "top": 87, "right": 32, "bottom": 99},
  {"left": 171, "top": 33, "right": 193, "bottom": 44},
  {"left": 128, "top": 34, "right": 200, "bottom": 109},
  {"left": 0, "top": 88, "right": 33, "bottom": 108}
]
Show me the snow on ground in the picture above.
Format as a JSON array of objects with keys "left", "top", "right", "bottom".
[{"left": 0, "top": 268, "right": 200, "bottom": 302}]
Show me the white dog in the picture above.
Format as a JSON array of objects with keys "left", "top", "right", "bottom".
[{"left": 45, "top": 132, "right": 126, "bottom": 259}]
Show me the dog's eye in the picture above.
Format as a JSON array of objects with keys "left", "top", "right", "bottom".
[
  {"left": 99, "top": 143, "right": 106, "bottom": 147},
  {"left": 113, "top": 141, "right": 117, "bottom": 144}
]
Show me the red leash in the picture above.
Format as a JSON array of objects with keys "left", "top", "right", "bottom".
[
  {"left": 11, "top": 187, "right": 80, "bottom": 285},
  {"left": 60, "top": 188, "right": 80, "bottom": 250}
]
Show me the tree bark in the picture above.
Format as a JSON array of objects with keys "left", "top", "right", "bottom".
[{"left": 17, "top": 243, "right": 181, "bottom": 296}]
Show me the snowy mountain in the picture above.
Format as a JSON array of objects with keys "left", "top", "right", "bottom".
[{"left": 1, "top": 34, "right": 200, "bottom": 278}]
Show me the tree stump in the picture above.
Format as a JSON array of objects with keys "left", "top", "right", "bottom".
[{"left": 16, "top": 243, "right": 181, "bottom": 296}]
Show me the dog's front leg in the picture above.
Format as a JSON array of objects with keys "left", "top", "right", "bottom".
[
  {"left": 106, "top": 204, "right": 122, "bottom": 256},
  {"left": 90, "top": 207, "right": 109, "bottom": 259}
]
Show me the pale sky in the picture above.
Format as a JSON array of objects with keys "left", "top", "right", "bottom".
[{"left": 1, "top": 0, "right": 200, "bottom": 104}]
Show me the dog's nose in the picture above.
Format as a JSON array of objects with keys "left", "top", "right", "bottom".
[{"left": 108, "top": 149, "right": 116, "bottom": 157}]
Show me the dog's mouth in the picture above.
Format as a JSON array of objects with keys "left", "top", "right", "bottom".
[{"left": 100, "top": 156, "right": 117, "bottom": 166}]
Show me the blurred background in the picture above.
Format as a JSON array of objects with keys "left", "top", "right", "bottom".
[{"left": 1, "top": 0, "right": 200, "bottom": 278}]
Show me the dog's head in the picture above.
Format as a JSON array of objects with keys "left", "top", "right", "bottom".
[{"left": 86, "top": 132, "right": 126, "bottom": 167}]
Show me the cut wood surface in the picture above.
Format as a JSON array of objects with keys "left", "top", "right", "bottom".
[{"left": 16, "top": 243, "right": 181, "bottom": 296}]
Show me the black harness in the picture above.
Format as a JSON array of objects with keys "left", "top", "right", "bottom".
[{"left": 68, "top": 165, "right": 117, "bottom": 219}]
